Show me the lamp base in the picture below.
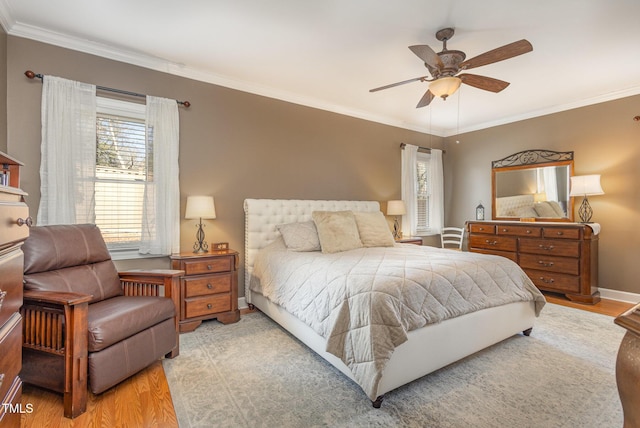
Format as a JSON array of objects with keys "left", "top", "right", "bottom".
[
  {"left": 578, "top": 197, "right": 594, "bottom": 223},
  {"left": 192, "top": 219, "right": 209, "bottom": 253},
  {"left": 393, "top": 217, "right": 402, "bottom": 240}
]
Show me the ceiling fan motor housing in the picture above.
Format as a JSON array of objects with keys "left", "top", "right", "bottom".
[{"left": 431, "top": 50, "right": 466, "bottom": 78}]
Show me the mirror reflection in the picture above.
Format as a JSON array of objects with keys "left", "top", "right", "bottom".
[{"left": 492, "top": 150, "right": 574, "bottom": 222}]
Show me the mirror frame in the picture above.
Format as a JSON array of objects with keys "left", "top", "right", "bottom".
[{"left": 491, "top": 149, "right": 575, "bottom": 222}]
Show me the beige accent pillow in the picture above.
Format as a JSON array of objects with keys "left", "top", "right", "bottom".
[
  {"left": 534, "top": 201, "right": 558, "bottom": 218},
  {"left": 353, "top": 211, "right": 395, "bottom": 247},
  {"left": 548, "top": 200, "right": 566, "bottom": 217},
  {"left": 312, "top": 211, "right": 363, "bottom": 254},
  {"left": 276, "top": 221, "right": 321, "bottom": 251}
]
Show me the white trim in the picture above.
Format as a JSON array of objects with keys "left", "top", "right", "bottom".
[{"left": 598, "top": 288, "right": 640, "bottom": 304}]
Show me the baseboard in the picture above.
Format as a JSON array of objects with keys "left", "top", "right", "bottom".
[
  {"left": 598, "top": 288, "right": 640, "bottom": 304},
  {"left": 238, "top": 297, "right": 249, "bottom": 310}
]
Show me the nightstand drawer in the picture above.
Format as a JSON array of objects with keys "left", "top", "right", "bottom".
[
  {"left": 185, "top": 295, "right": 231, "bottom": 318},
  {"left": 184, "top": 273, "right": 231, "bottom": 298},
  {"left": 182, "top": 256, "right": 233, "bottom": 275}
]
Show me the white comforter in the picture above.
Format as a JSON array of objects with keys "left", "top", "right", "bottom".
[{"left": 250, "top": 239, "right": 546, "bottom": 400}]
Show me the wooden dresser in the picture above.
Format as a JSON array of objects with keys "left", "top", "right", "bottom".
[
  {"left": 171, "top": 250, "right": 240, "bottom": 332},
  {"left": 467, "top": 221, "right": 599, "bottom": 304},
  {"left": 0, "top": 152, "right": 29, "bottom": 426}
]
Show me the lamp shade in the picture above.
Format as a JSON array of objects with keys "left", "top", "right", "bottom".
[
  {"left": 429, "top": 77, "right": 462, "bottom": 99},
  {"left": 569, "top": 175, "right": 604, "bottom": 197},
  {"left": 185, "top": 196, "right": 216, "bottom": 219},
  {"left": 533, "top": 192, "right": 547, "bottom": 203},
  {"left": 387, "top": 200, "right": 407, "bottom": 216}
]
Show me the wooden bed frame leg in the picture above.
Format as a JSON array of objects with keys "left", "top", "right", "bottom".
[
  {"left": 372, "top": 395, "right": 384, "bottom": 408},
  {"left": 523, "top": 327, "right": 533, "bottom": 336}
]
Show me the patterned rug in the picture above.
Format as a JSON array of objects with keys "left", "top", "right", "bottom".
[{"left": 163, "top": 303, "right": 625, "bottom": 428}]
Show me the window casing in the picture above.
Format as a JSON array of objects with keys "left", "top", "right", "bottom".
[
  {"left": 416, "top": 152, "right": 431, "bottom": 234},
  {"left": 95, "top": 97, "right": 149, "bottom": 255}
]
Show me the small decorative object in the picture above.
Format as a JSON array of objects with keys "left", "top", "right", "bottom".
[
  {"left": 386, "top": 200, "right": 406, "bottom": 240},
  {"left": 185, "top": 196, "right": 217, "bottom": 253},
  {"left": 569, "top": 175, "right": 604, "bottom": 223},
  {"left": 212, "top": 242, "right": 229, "bottom": 251},
  {"left": 475, "top": 202, "right": 485, "bottom": 221}
]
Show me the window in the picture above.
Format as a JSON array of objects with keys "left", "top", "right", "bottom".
[
  {"left": 95, "top": 97, "right": 148, "bottom": 253},
  {"left": 416, "top": 152, "right": 431, "bottom": 233}
]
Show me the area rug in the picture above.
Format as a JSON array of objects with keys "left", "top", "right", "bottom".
[{"left": 163, "top": 303, "right": 626, "bottom": 427}]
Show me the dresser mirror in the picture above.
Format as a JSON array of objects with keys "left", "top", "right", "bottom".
[{"left": 492, "top": 149, "right": 574, "bottom": 222}]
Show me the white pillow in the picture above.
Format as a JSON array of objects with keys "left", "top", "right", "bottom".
[
  {"left": 548, "top": 200, "right": 566, "bottom": 217},
  {"left": 534, "top": 201, "right": 558, "bottom": 218},
  {"left": 276, "top": 221, "right": 321, "bottom": 251},
  {"left": 353, "top": 211, "right": 395, "bottom": 247},
  {"left": 312, "top": 211, "right": 363, "bottom": 254}
]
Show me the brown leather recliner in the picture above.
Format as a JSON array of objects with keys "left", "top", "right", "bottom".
[{"left": 20, "top": 224, "right": 182, "bottom": 418}]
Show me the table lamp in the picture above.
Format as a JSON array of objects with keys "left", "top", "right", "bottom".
[
  {"left": 569, "top": 175, "right": 604, "bottom": 223},
  {"left": 387, "top": 200, "right": 406, "bottom": 239},
  {"left": 185, "top": 196, "right": 216, "bottom": 253}
]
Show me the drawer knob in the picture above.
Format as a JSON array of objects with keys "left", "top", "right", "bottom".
[
  {"left": 502, "top": 228, "right": 508, "bottom": 232},
  {"left": 207, "top": 265, "right": 213, "bottom": 270},
  {"left": 538, "top": 260, "right": 554, "bottom": 267},
  {"left": 539, "top": 277, "right": 555, "bottom": 284},
  {"left": 17, "top": 216, "right": 33, "bottom": 227},
  {"left": 526, "top": 230, "right": 532, "bottom": 234},
  {"left": 0, "top": 290, "right": 5, "bottom": 310},
  {"left": 556, "top": 231, "right": 564, "bottom": 236},
  {"left": 485, "top": 240, "right": 498, "bottom": 246},
  {"left": 207, "top": 283, "right": 213, "bottom": 289},
  {"left": 207, "top": 303, "right": 213, "bottom": 309},
  {"left": 538, "top": 244, "right": 555, "bottom": 251}
]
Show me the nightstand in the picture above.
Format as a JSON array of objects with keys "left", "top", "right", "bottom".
[
  {"left": 396, "top": 237, "right": 423, "bottom": 245},
  {"left": 171, "top": 250, "right": 240, "bottom": 332}
]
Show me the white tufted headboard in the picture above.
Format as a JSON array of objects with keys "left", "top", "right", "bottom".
[
  {"left": 495, "top": 194, "right": 535, "bottom": 217},
  {"left": 243, "top": 199, "right": 380, "bottom": 303}
]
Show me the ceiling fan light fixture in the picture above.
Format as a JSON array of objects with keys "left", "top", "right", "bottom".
[{"left": 429, "top": 76, "right": 462, "bottom": 100}]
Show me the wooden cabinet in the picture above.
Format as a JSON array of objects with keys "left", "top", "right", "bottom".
[
  {"left": 0, "top": 151, "right": 29, "bottom": 426},
  {"left": 467, "top": 221, "right": 599, "bottom": 304},
  {"left": 171, "top": 251, "right": 240, "bottom": 332}
]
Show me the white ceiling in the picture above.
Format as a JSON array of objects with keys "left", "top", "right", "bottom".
[{"left": 2, "top": 0, "right": 640, "bottom": 136}]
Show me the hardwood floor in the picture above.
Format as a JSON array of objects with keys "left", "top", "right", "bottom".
[{"left": 19, "top": 298, "right": 634, "bottom": 427}]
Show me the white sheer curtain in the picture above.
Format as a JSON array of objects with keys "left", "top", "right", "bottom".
[
  {"left": 542, "top": 166, "right": 558, "bottom": 202},
  {"left": 139, "top": 96, "right": 180, "bottom": 255},
  {"left": 38, "top": 76, "right": 96, "bottom": 225},
  {"left": 429, "top": 148, "right": 444, "bottom": 234},
  {"left": 401, "top": 144, "right": 418, "bottom": 237}
]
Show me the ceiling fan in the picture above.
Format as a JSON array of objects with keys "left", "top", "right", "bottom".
[{"left": 370, "top": 28, "right": 533, "bottom": 108}]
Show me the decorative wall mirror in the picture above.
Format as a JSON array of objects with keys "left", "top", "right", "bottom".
[{"left": 492, "top": 149, "right": 574, "bottom": 222}]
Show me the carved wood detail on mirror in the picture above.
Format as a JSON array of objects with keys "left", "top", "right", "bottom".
[{"left": 492, "top": 149, "right": 574, "bottom": 222}]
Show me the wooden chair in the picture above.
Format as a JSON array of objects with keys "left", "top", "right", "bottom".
[
  {"left": 20, "top": 224, "right": 183, "bottom": 418},
  {"left": 440, "top": 227, "right": 464, "bottom": 250}
]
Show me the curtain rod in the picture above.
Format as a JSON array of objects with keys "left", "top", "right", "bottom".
[
  {"left": 400, "top": 143, "right": 446, "bottom": 154},
  {"left": 24, "top": 70, "right": 191, "bottom": 107}
]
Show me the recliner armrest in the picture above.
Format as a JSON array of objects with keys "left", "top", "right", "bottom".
[{"left": 23, "top": 289, "right": 93, "bottom": 306}]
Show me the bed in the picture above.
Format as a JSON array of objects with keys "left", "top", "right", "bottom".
[{"left": 244, "top": 199, "right": 545, "bottom": 406}]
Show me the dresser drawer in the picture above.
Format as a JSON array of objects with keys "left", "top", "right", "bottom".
[
  {"left": 519, "top": 254, "right": 579, "bottom": 275},
  {"left": 525, "top": 269, "right": 581, "bottom": 293},
  {"left": 184, "top": 273, "right": 232, "bottom": 298},
  {"left": 469, "top": 224, "right": 495, "bottom": 234},
  {"left": 0, "top": 202, "right": 29, "bottom": 250},
  {"left": 185, "top": 294, "right": 231, "bottom": 318},
  {"left": 0, "top": 248, "right": 23, "bottom": 328},
  {"left": 543, "top": 227, "right": 581, "bottom": 240},
  {"left": 471, "top": 248, "right": 518, "bottom": 262},
  {"left": 0, "top": 313, "right": 22, "bottom": 407},
  {"left": 182, "top": 256, "right": 233, "bottom": 276},
  {"left": 518, "top": 238, "right": 580, "bottom": 258},
  {"left": 469, "top": 235, "right": 516, "bottom": 252},
  {"left": 496, "top": 224, "right": 542, "bottom": 237}
]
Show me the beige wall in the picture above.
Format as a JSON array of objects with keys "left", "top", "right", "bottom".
[
  {"left": 6, "top": 36, "right": 442, "bottom": 291},
  {"left": 444, "top": 96, "right": 640, "bottom": 294},
  {"left": 0, "top": 25, "right": 7, "bottom": 152}
]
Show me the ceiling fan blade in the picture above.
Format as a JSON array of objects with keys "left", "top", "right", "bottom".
[
  {"left": 409, "top": 45, "right": 444, "bottom": 69},
  {"left": 459, "top": 39, "right": 533, "bottom": 70},
  {"left": 459, "top": 73, "right": 510, "bottom": 92},
  {"left": 416, "top": 89, "right": 435, "bottom": 108},
  {"left": 369, "top": 76, "right": 429, "bottom": 92}
]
